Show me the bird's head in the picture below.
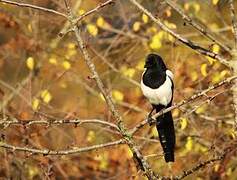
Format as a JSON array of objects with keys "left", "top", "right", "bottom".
[{"left": 144, "top": 53, "right": 167, "bottom": 71}]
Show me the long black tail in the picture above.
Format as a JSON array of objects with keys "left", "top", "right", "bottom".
[{"left": 156, "top": 109, "right": 175, "bottom": 162}]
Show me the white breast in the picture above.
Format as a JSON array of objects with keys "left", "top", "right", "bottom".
[{"left": 141, "top": 70, "right": 173, "bottom": 106}]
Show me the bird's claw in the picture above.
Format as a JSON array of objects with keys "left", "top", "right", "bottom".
[{"left": 147, "top": 116, "right": 155, "bottom": 126}]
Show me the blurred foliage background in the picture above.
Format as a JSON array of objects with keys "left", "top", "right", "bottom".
[{"left": 0, "top": 0, "right": 237, "bottom": 179}]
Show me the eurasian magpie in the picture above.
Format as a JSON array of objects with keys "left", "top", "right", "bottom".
[{"left": 141, "top": 53, "right": 175, "bottom": 162}]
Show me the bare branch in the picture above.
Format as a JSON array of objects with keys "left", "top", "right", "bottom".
[
  {"left": 72, "top": 23, "right": 158, "bottom": 180},
  {"left": 164, "top": 0, "right": 231, "bottom": 53},
  {"left": 128, "top": 0, "right": 230, "bottom": 67},
  {"left": 0, "top": 118, "right": 120, "bottom": 131},
  {"left": 0, "top": 0, "right": 67, "bottom": 18},
  {"left": 229, "top": 0, "right": 237, "bottom": 48},
  {"left": 75, "top": 0, "right": 116, "bottom": 24},
  {"left": 174, "top": 146, "right": 235, "bottom": 180},
  {"left": 175, "top": 156, "right": 223, "bottom": 179},
  {"left": 63, "top": 1, "right": 158, "bottom": 178},
  {"left": 0, "top": 139, "right": 124, "bottom": 155},
  {"left": 130, "top": 75, "right": 237, "bottom": 135}
]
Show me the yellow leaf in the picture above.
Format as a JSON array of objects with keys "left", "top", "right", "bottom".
[
  {"left": 60, "top": 82, "right": 67, "bottom": 89},
  {"left": 98, "top": 153, "right": 108, "bottom": 170},
  {"left": 40, "top": 90, "right": 52, "bottom": 104},
  {"left": 112, "top": 90, "right": 124, "bottom": 102},
  {"left": 99, "top": 93, "right": 105, "bottom": 101},
  {"left": 190, "top": 71, "right": 198, "bottom": 81},
  {"left": 212, "top": 0, "right": 219, "bottom": 5},
  {"left": 167, "top": 34, "right": 175, "bottom": 42},
  {"left": 172, "top": 109, "right": 180, "bottom": 118},
  {"left": 199, "top": 145, "right": 208, "bottom": 152},
  {"left": 127, "top": 147, "right": 133, "bottom": 159},
  {"left": 32, "top": 98, "right": 40, "bottom": 111},
  {"left": 133, "top": 21, "right": 141, "bottom": 32},
  {"left": 78, "top": 9, "right": 85, "bottom": 15},
  {"left": 209, "top": 23, "right": 219, "bottom": 31},
  {"left": 49, "top": 57, "right": 57, "bottom": 65},
  {"left": 211, "top": 72, "right": 223, "bottom": 84},
  {"left": 166, "top": 9, "right": 171, "bottom": 17},
  {"left": 185, "top": 137, "right": 193, "bottom": 151},
  {"left": 201, "top": 63, "right": 208, "bottom": 77},
  {"left": 26, "top": 57, "right": 34, "bottom": 70},
  {"left": 147, "top": 27, "right": 157, "bottom": 34},
  {"left": 67, "top": 43, "right": 76, "bottom": 49},
  {"left": 97, "top": 16, "right": 105, "bottom": 27},
  {"left": 193, "top": 3, "right": 200, "bottom": 13},
  {"left": 214, "top": 164, "right": 220, "bottom": 172},
  {"left": 87, "top": 130, "right": 95, "bottom": 142},
  {"left": 86, "top": 24, "right": 98, "bottom": 37},
  {"left": 206, "top": 56, "right": 216, "bottom": 65},
  {"left": 164, "top": 20, "right": 176, "bottom": 29},
  {"left": 149, "top": 40, "right": 161, "bottom": 50},
  {"left": 121, "top": 66, "right": 136, "bottom": 78},
  {"left": 27, "top": 24, "right": 32, "bottom": 32},
  {"left": 142, "top": 13, "right": 149, "bottom": 24},
  {"left": 151, "top": 126, "right": 158, "bottom": 136},
  {"left": 28, "top": 166, "right": 39, "bottom": 179},
  {"left": 66, "top": 49, "right": 77, "bottom": 58},
  {"left": 62, "top": 61, "right": 71, "bottom": 70},
  {"left": 136, "top": 60, "right": 145, "bottom": 71},
  {"left": 212, "top": 44, "right": 220, "bottom": 54},
  {"left": 184, "top": 3, "right": 190, "bottom": 10},
  {"left": 180, "top": 117, "right": 188, "bottom": 130},
  {"left": 149, "top": 33, "right": 163, "bottom": 50},
  {"left": 195, "top": 105, "right": 206, "bottom": 114},
  {"left": 226, "top": 168, "right": 232, "bottom": 176},
  {"left": 228, "top": 129, "right": 236, "bottom": 139}
]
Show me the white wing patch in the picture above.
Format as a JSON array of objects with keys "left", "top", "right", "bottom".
[
  {"left": 166, "top": 70, "right": 174, "bottom": 80},
  {"left": 141, "top": 70, "right": 173, "bottom": 106}
]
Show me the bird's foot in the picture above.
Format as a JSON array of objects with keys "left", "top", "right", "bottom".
[{"left": 147, "top": 115, "right": 155, "bottom": 126}]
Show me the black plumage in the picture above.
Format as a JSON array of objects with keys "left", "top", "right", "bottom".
[{"left": 141, "top": 53, "right": 176, "bottom": 162}]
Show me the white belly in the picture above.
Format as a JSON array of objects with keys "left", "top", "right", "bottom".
[{"left": 141, "top": 75, "right": 173, "bottom": 106}]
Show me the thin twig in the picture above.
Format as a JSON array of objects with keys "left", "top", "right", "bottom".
[
  {"left": 51, "top": 0, "right": 82, "bottom": 48},
  {"left": 0, "top": 118, "right": 120, "bottom": 131},
  {"left": 229, "top": 0, "right": 237, "bottom": 48},
  {"left": 128, "top": 0, "right": 230, "bottom": 68},
  {"left": 90, "top": 47, "right": 140, "bottom": 87},
  {"left": 164, "top": 0, "right": 231, "bottom": 53},
  {"left": 0, "top": 139, "right": 124, "bottom": 155},
  {"left": 0, "top": 0, "right": 67, "bottom": 18},
  {"left": 174, "top": 146, "right": 235, "bottom": 180},
  {"left": 0, "top": 76, "right": 31, "bottom": 110},
  {"left": 75, "top": 0, "right": 116, "bottom": 24}
]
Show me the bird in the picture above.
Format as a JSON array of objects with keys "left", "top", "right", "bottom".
[{"left": 140, "top": 53, "right": 175, "bottom": 162}]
